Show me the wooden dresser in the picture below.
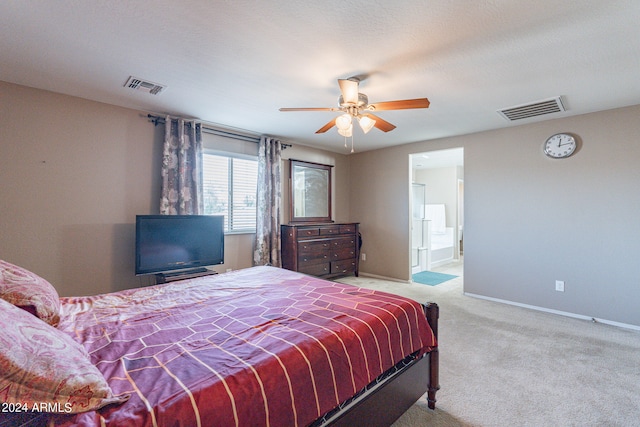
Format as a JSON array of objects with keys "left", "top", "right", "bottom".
[{"left": 281, "top": 223, "right": 359, "bottom": 278}]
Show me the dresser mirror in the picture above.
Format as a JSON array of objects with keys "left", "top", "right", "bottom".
[{"left": 289, "top": 159, "right": 333, "bottom": 223}]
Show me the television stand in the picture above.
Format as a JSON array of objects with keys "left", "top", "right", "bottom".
[{"left": 155, "top": 268, "right": 218, "bottom": 284}]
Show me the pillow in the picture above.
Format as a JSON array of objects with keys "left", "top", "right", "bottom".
[
  {"left": 0, "top": 298, "right": 129, "bottom": 414},
  {"left": 0, "top": 260, "right": 61, "bottom": 326}
]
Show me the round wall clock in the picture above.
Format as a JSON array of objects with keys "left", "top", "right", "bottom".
[{"left": 543, "top": 133, "right": 577, "bottom": 158}]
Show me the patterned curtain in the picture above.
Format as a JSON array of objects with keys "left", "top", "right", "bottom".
[
  {"left": 160, "top": 116, "right": 203, "bottom": 215},
  {"left": 253, "top": 137, "right": 282, "bottom": 266}
]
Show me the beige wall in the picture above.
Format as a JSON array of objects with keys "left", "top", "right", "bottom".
[
  {"left": 1, "top": 81, "right": 349, "bottom": 296},
  {"left": 349, "top": 147, "right": 412, "bottom": 280},
  {"left": 349, "top": 104, "right": 640, "bottom": 327},
  {"left": 1, "top": 82, "right": 160, "bottom": 296}
]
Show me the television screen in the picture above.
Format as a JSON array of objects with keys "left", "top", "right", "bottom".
[{"left": 135, "top": 215, "right": 224, "bottom": 275}]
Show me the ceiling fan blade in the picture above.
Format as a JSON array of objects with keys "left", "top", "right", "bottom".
[
  {"left": 338, "top": 78, "right": 359, "bottom": 105},
  {"left": 315, "top": 118, "right": 337, "bottom": 133},
  {"left": 279, "top": 107, "right": 336, "bottom": 112},
  {"left": 364, "top": 113, "right": 396, "bottom": 132},
  {"left": 369, "top": 98, "right": 430, "bottom": 111}
]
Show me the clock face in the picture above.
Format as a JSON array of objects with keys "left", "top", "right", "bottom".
[{"left": 544, "top": 133, "right": 576, "bottom": 158}]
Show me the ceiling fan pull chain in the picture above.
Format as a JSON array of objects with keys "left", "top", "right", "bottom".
[{"left": 351, "top": 134, "right": 355, "bottom": 153}]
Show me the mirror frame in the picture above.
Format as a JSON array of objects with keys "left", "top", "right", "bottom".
[{"left": 289, "top": 159, "right": 333, "bottom": 223}]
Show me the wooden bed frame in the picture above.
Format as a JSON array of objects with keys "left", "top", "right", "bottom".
[{"left": 327, "top": 302, "right": 440, "bottom": 427}]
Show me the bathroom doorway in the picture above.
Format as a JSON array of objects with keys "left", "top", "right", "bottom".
[
  {"left": 411, "top": 183, "right": 427, "bottom": 274},
  {"left": 410, "top": 148, "right": 464, "bottom": 276}
]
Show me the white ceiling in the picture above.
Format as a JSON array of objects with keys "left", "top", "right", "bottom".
[{"left": 2, "top": 1, "right": 640, "bottom": 154}]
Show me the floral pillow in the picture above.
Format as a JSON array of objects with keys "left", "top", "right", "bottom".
[
  {"left": 0, "top": 260, "right": 61, "bottom": 326},
  {"left": 0, "top": 298, "right": 129, "bottom": 413}
]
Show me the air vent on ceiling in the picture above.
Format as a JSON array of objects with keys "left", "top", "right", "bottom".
[
  {"left": 497, "top": 96, "right": 565, "bottom": 121},
  {"left": 124, "top": 76, "right": 166, "bottom": 95}
]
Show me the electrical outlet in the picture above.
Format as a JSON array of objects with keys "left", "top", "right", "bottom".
[
  {"left": 361, "top": 253, "right": 366, "bottom": 261},
  {"left": 555, "top": 280, "right": 565, "bottom": 292}
]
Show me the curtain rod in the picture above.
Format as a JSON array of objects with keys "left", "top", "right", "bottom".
[{"left": 147, "top": 114, "right": 291, "bottom": 148}]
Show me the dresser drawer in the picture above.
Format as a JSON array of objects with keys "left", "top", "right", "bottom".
[
  {"left": 298, "top": 239, "right": 331, "bottom": 255},
  {"left": 332, "top": 247, "right": 356, "bottom": 261},
  {"left": 299, "top": 262, "right": 330, "bottom": 276},
  {"left": 331, "top": 236, "right": 356, "bottom": 249},
  {"left": 331, "top": 259, "right": 357, "bottom": 275},
  {"left": 297, "top": 228, "right": 320, "bottom": 237},
  {"left": 319, "top": 225, "right": 341, "bottom": 236},
  {"left": 339, "top": 224, "right": 356, "bottom": 234},
  {"left": 298, "top": 251, "right": 329, "bottom": 265}
]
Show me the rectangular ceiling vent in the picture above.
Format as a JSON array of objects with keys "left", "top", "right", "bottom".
[
  {"left": 124, "top": 76, "right": 166, "bottom": 95},
  {"left": 497, "top": 96, "right": 565, "bottom": 121}
]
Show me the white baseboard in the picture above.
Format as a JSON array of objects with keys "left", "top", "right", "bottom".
[{"left": 464, "top": 292, "right": 640, "bottom": 332}]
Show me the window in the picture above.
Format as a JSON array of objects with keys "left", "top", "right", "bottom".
[{"left": 203, "top": 153, "right": 258, "bottom": 232}]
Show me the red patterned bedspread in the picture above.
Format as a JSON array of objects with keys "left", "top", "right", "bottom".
[{"left": 53, "top": 266, "right": 436, "bottom": 427}]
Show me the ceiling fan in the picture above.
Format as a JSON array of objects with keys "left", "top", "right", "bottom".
[{"left": 279, "top": 77, "right": 430, "bottom": 138}]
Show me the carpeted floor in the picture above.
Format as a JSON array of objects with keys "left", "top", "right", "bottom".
[{"left": 338, "top": 262, "right": 640, "bottom": 427}]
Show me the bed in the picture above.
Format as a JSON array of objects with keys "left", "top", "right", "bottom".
[{"left": 1, "top": 262, "right": 439, "bottom": 427}]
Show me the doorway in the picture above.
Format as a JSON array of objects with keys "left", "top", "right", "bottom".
[{"left": 410, "top": 148, "right": 464, "bottom": 277}]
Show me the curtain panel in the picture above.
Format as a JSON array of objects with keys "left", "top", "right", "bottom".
[
  {"left": 160, "top": 117, "right": 203, "bottom": 215},
  {"left": 253, "top": 137, "right": 282, "bottom": 266}
]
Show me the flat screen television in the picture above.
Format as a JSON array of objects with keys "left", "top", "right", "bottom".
[{"left": 135, "top": 215, "right": 224, "bottom": 275}]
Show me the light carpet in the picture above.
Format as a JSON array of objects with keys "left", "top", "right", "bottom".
[{"left": 337, "top": 274, "right": 640, "bottom": 427}]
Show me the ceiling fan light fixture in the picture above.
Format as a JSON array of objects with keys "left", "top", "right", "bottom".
[
  {"left": 338, "top": 124, "right": 353, "bottom": 137},
  {"left": 338, "top": 78, "right": 360, "bottom": 105},
  {"left": 358, "top": 115, "right": 376, "bottom": 134},
  {"left": 336, "top": 113, "right": 352, "bottom": 130}
]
